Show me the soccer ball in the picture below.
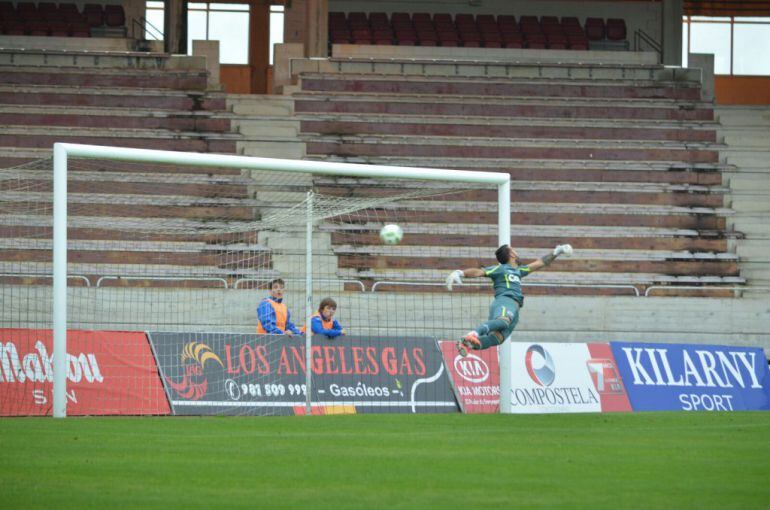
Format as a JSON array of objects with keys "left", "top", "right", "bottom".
[{"left": 379, "top": 224, "right": 403, "bottom": 245}]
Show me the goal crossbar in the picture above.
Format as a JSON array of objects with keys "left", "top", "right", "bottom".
[{"left": 51, "top": 143, "right": 512, "bottom": 417}]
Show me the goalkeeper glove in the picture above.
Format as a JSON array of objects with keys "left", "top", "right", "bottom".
[
  {"left": 553, "top": 244, "right": 573, "bottom": 257},
  {"left": 445, "top": 270, "right": 464, "bottom": 291}
]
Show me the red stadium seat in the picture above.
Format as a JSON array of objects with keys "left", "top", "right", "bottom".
[
  {"left": 15, "top": 2, "right": 37, "bottom": 21},
  {"left": 330, "top": 29, "right": 351, "bottom": 44},
  {"left": 69, "top": 22, "right": 91, "bottom": 37},
  {"left": 412, "top": 12, "right": 431, "bottom": 25},
  {"left": 391, "top": 12, "right": 410, "bottom": 25},
  {"left": 417, "top": 29, "right": 437, "bottom": 46},
  {"left": 433, "top": 13, "right": 452, "bottom": 26},
  {"left": 49, "top": 21, "right": 70, "bottom": 36},
  {"left": 59, "top": 4, "right": 83, "bottom": 23},
  {"left": 455, "top": 13, "right": 474, "bottom": 26},
  {"left": 37, "top": 2, "right": 58, "bottom": 20},
  {"left": 606, "top": 18, "right": 627, "bottom": 41},
  {"left": 104, "top": 5, "right": 124, "bottom": 27},
  {"left": 369, "top": 12, "right": 389, "bottom": 29},
  {"left": 4, "top": 21, "right": 26, "bottom": 34},
  {"left": 347, "top": 12, "right": 367, "bottom": 26},
  {"left": 27, "top": 20, "right": 49, "bottom": 35},
  {"left": 476, "top": 14, "right": 496, "bottom": 27},
  {"left": 438, "top": 30, "right": 459, "bottom": 42},
  {"left": 82, "top": 4, "right": 104, "bottom": 27},
  {"left": 585, "top": 17, "right": 605, "bottom": 41}
]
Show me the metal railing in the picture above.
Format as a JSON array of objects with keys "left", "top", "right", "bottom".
[
  {"left": 0, "top": 273, "right": 91, "bottom": 286},
  {"left": 643, "top": 285, "right": 764, "bottom": 297},
  {"left": 131, "top": 16, "right": 163, "bottom": 42},
  {"left": 634, "top": 29, "right": 662, "bottom": 58},
  {"left": 234, "top": 277, "right": 366, "bottom": 292},
  {"left": 96, "top": 276, "right": 228, "bottom": 288},
  {"left": 371, "top": 280, "right": 640, "bottom": 296}
]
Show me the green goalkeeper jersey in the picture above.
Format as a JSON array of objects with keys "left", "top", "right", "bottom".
[{"left": 483, "top": 263, "right": 532, "bottom": 306}]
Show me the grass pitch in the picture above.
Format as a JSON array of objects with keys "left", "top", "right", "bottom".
[{"left": 1, "top": 412, "right": 768, "bottom": 509}]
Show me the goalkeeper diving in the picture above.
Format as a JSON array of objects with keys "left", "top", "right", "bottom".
[{"left": 446, "top": 243, "right": 573, "bottom": 356}]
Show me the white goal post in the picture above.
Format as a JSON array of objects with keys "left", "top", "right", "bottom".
[{"left": 50, "top": 142, "right": 512, "bottom": 417}]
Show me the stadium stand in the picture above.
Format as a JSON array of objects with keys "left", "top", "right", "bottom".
[
  {"left": 289, "top": 46, "right": 742, "bottom": 296},
  {"left": 0, "top": 1, "right": 124, "bottom": 37},
  {"left": 0, "top": 9, "right": 752, "bottom": 299},
  {"left": 0, "top": 47, "right": 252, "bottom": 287},
  {"left": 327, "top": 12, "right": 624, "bottom": 51}
]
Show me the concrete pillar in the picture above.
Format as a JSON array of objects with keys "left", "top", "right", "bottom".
[
  {"left": 249, "top": 0, "right": 270, "bottom": 94},
  {"left": 273, "top": 42, "right": 304, "bottom": 92},
  {"left": 164, "top": 0, "right": 186, "bottom": 54},
  {"left": 193, "top": 40, "right": 221, "bottom": 90},
  {"left": 123, "top": 0, "right": 145, "bottom": 38},
  {"left": 689, "top": 53, "right": 715, "bottom": 102},
  {"left": 305, "top": 0, "right": 328, "bottom": 57},
  {"left": 662, "top": 0, "right": 683, "bottom": 66},
  {"left": 283, "top": 0, "right": 306, "bottom": 46}
]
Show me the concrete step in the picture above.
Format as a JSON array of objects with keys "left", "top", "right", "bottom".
[
  {"left": 2, "top": 171, "right": 250, "bottom": 198},
  {"left": 0, "top": 84, "right": 227, "bottom": 110},
  {"left": 0, "top": 261, "right": 277, "bottom": 280},
  {"left": 0, "top": 125, "right": 240, "bottom": 153},
  {"left": 316, "top": 181, "right": 725, "bottom": 207},
  {"left": 227, "top": 94, "right": 295, "bottom": 116},
  {"left": 320, "top": 220, "right": 729, "bottom": 239},
  {"left": 2, "top": 190, "right": 261, "bottom": 207},
  {"left": 0, "top": 237, "right": 268, "bottom": 254},
  {"left": 297, "top": 57, "right": 701, "bottom": 87},
  {"left": 338, "top": 267, "right": 744, "bottom": 286},
  {"left": 298, "top": 73, "right": 702, "bottom": 100},
  {"left": 317, "top": 175, "right": 726, "bottom": 195},
  {"left": 721, "top": 149, "right": 770, "bottom": 169},
  {"left": 0, "top": 49, "right": 202, "bottom": 70},
  {"left": 721, "top": 128, "right": 770, "bottom": 149},
  {"left": 0, "top": 214, "right": 256, "bottom": 233},
  {"left": 715, "top": 106, "right": 770, "bottom": 127},
  {"left": 728, "top": 196, "right": 770, "bottom": 214},
  {"left": 331, "top": 44, "right": 662, "bottom": 66},
  {"left": 0, "top": 105, "right": 232, "bottom": 132},
  {"left": 238, "top": 141, "right": 306, "bottom": 159},
  {"left": 736, "top": 240, "right": 770, "bottom": 260},
  {"left": 314, "top": 153, "right": 729, "bottom": 171},
  {"left": 305, "top": 136, "right": 721, "bottom": 163},
  {"left": 294, "top": 93, "right": 714, "bottom": 121},
  {"left": 724, "top": 172, "right": 770, "bottom": 192},
  {"left": 232, "top": 119, "right": 300, "bottom": 138},
  {"left": 299, "top": 118, "right": 717, "bottom": 143},
  {"left": 295, "top": 110, "right": 718, "bottom": 130},
  {"left": 333, "top": 244, "right": 738, "bottom": 263},
  {"left": 0, "top": 64, "right": 209, "bottom": 90},
  {"left": 10, "top": 168, "right": 252, "bottom": 186}
]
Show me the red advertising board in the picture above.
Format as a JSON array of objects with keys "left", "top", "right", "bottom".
[
  {"left": 586, "top": 342, "right": 632, "bottom": 413},
  {"left": 0, "top": 328, "right": 170, "bottom": 416},
  {"left": 439, "top": 341, "right": 500, "bottom": 413}
]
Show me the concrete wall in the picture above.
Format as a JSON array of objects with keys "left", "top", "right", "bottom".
[
  {"left": 4, "top": 287, "right": 768, "bottom": 356},
  {"left": 717, "top": 105, "right": 770, "bottom": 287}
]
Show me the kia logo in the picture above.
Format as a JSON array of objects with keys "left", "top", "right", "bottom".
[
  {"left": 454, "top": 353, "right": 490, "bottom": 383},
  {"left": 525, "top": 345, "right": 556, "bottom": 386}
]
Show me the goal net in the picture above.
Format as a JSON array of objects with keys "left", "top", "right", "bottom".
[{"left": 0, "top": 144, "right": 510, "bottom": 417}]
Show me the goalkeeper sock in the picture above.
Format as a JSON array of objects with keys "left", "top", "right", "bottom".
[
  {"left": 478, "top": 317, "right": 508, "bottom": 336},
  {"left": 477, "top": 334, "right": 504, "bottom": 350}
]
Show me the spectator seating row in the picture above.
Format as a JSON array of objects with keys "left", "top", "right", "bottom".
[
  {"left": 0, "top": 2, "right": 124, "bottom": 37},
  {"left": 329, "top": 11, "right": 627, "bottom": 50}
]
